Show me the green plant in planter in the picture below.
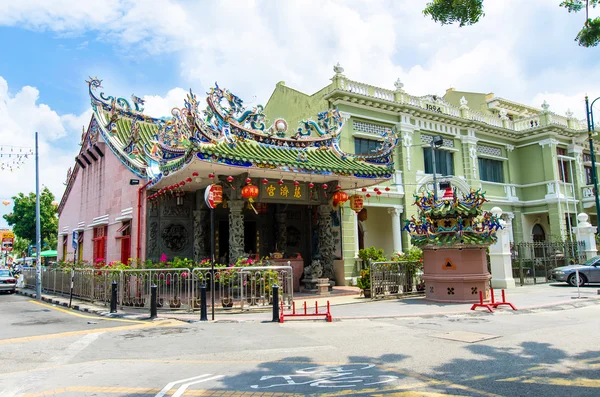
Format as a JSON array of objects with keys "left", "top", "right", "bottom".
[
  {"left": 356, "top": 268, "right": 370, "bottom": 290},
  {"left": 358, "top": 247, "right": 387, "bottom": 266}
]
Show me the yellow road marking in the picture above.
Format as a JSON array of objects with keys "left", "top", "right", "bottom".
[
  {"left": 498, "top": 375, "right": 600, "bottom": 388},
  {"left": 378, "top": 366, "right": 501, "bottom": 397},
  {"left": 0, "top": 319, "right": 180, "bottom": 345},
  {"left": 28, "top": 299, "right": 146, "bottom": 323}
]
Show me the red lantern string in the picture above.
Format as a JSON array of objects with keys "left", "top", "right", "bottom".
[
  {"left": 227, "top": 175, "right": 235, "bottom": 190},
  {"left": 385, "top": 186, "right": 390, "bottom": 197}
]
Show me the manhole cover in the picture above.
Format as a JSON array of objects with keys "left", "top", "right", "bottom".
[{"left": 429, "top": 330, "right": 500, "bottom": 343}]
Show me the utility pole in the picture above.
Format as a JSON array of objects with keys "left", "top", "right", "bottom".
[
  {"left": 35, "top": 132, "right": 41, "bottom": 300},
  {"left": 585, "top": 96, "right": 600, "bottom": 226}
]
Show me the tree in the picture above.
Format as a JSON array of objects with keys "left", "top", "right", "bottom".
[
  {"left": 423, "top": 0, "right": 600, "bottom": 47},
  {"left": 3, "top": 187, "right": 58, "bottom": 250}
]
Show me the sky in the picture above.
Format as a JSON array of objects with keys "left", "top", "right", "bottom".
[{"left": 0, "top": 0, "right": 599, "bottom": 228}]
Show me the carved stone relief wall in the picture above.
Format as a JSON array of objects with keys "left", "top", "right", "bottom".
[
  {"left": 146, "top": 192, "right": 195, "bottom": 262},
  {"left": 193, "top": 210, "right": 208, "bottom": 261}
]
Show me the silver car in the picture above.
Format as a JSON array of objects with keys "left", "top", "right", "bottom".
[
  {"left": 551, "top": 256, "right": 600, "bottom": 287},
  {"left": 0, "top": 269, "right": 17, "bottom": 293}
]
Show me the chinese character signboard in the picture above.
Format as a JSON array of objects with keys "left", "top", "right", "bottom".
[
  {"left": 260, "top": 182, "right": 310, "bottom": 203},
  {"left": 204, "top": 184, "right": 224, "bottom": 209}
]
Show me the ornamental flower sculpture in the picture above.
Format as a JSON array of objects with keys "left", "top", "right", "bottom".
[{"left": 403, "top": 187, "right": 502, "bottom": 248}]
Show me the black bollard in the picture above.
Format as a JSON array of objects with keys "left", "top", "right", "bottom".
[
  {"left": 150, "top": 284, "right": 157, "bottom": 319},
  {"left": 200, "top": 283, "right": 208, "bottom": 321},
  {"left": 272, "top": 284, "right": 279, "bottom": 322},
  {"left": 110, "top": 280, "right": 118, "bottom": 313}
]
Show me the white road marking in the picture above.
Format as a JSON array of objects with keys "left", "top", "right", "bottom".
[
  {"left": 155, "top": 374, "right": 214, "bottom": 397},
  {"left": 171, "top": 375, "right": 225, "bottom": 397},
  {"left": 46, "top": 332, "right": 103, "bottom": 366}
]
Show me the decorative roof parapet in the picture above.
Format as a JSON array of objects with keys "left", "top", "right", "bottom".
[{"left": 327, "top": 74, "right": 587, "bottom": 133}]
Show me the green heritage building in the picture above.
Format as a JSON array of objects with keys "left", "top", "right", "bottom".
[{"left": 264, "top": 63, "right": 597, "bottom": 284}]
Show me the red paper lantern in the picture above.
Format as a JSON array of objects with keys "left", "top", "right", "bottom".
[
  {"left": 227, "top": 176, "right": 234, "bottom": 183},
  {"left": 262, "top": 178, "right": 268, "bottom": 185},
  {"left": 374, "top": 187, "right": 379, "bottom": 192},
  {"left": 192, "top": 172, "right": 199, "bottom": 177},
  {"left": 376, "top": 191, "right": 382, "bottom": 195},
  {"left": 332, "top": 190, "right": 349, "bottom": 207},
  {"left": 241, "top": 183, "right": 259, "bottom": 202},
  {"left": 294, "top": 180, "right": 300, "bottom": 186},
  {"left": 308, "top": 182, "right": 315, "bottom": 189},
  {"left": 349, "top": 195, "right": 364, "bottom": 213},
  {"left": 186, "top": 177, "right": 192, "bottom": 183},
  {"left": 361, "top": 187, "right": 367, "bottom": 192},
  {"left": 322, "top": 184, "right": 328, "bottom": 190},
  {"left": 245, "top": 177, "right": 252, "bottom": 184},
  {"left": 278, "top": 179, "right": 284, "bottom": 185},
  {"left": 385, "top": 187, "right": 390, "bottom": 192},
  {"left": 179, "top": 181, "right": 185, "bottom": 187},
  {"left": 208, "top": 173, "right": 215, "bottom": 179},
  {"left": 366, "top": 193, "right": 371, "bottom": 198},
  {"left": 336, "top": 185, "right": 342, "bottom": 190}
]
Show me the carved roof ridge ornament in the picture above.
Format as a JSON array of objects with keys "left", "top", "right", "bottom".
[
  {"left": 566, "top": 108, "right": 574, "bottom": 119},
  {"left": 394, "top": 78, "right": 404, "bottom": 92},
  {"left": 541, "top": 100, "right": 550, "bottom": 113},
  {"left": 459, "top": 96, "right": 469, "bottom": 109}
]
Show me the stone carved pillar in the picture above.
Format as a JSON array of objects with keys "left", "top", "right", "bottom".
[
  {"left": 318, "top": 204, "right": 335, "bottom": 280},
  {"left": 275, "top": 210, "right": 287, "bottom": 254},
  {"left": 193, "top": 210, "right": 208, "bottom": 261},
  {"left": 388, "top": 206, "right": 403, "bottom": 254},
  {"left": 228, "top": 200, "right": 245, "bottom": 263}
]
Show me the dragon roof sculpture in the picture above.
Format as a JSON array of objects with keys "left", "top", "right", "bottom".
[{"left": 85, "top": 78, "right": 398, "bottom": 184}]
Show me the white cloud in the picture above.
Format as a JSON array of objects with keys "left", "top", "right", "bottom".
[
  {"left": 3, "top": 0, "right": 598, "bottom": 117},
  {"left": 0, "top": 76, "right": 89, "bottom": 227},
  {"left": 142, "top": 87, "right": 189, "bottom": 118}
]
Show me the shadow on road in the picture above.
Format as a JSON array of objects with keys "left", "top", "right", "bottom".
[{"left": 431, "top": 341, "right": 600, "bottom": 396}]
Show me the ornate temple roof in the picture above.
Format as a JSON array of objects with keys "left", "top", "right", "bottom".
[{"left": 83, "top": 78, "right": 398, "bottom": 187}]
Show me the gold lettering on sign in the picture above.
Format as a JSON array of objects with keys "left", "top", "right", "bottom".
[
  {"left": 266, "top": 185, "right": 276, "bottom": 197},
  {"left": 280, "top": 185, "right": 289, "bottom": 198},
  {"left": 294, "top": 186, "right": 302, "bottom": 199}
]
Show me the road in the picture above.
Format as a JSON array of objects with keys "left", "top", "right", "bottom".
[{"left": 1, "top": 292, "right": 599, "bottom": 397}]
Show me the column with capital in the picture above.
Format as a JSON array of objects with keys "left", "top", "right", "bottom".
[
  {"left": 228, "top": 200, "right": 245, "bottom": 263},
  {"left": 387, "top": 206, "right": 403, "bottom": 254}
]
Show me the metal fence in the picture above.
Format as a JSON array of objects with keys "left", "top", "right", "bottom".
[
  {"left": 20, "top": 265, "right": 293, "bottom": 313},
  {"left": 511, "top": 241, "right": 586, "bottom": 285},
  {"left": 370, "top": 261, "right": 424, "bottom": 299}
]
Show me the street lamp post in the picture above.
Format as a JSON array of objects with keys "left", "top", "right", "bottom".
[
  {"left": 431, "top": 135, "right": 444, "bottom": 200},
  {"left": 585, "top": 96, "right": 600, "bottom": 228}
]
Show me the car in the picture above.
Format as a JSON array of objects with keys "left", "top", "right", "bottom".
[
  {"left": 0, "top": 269, "right": 17, "bottom": 293},
  {"left": 551, "top": 256, "right": 600, "bottom": 287}
]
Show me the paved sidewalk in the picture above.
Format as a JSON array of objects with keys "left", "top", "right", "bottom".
[{"left": 16, "top": 282, "right": 600, "bottom": 323}]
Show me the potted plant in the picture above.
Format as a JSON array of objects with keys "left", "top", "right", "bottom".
[{"left": 357, "top": 268, "right": 371, "bottom": 298}]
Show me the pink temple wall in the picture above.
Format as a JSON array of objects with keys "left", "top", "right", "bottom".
[{"left": 57, "top": 143, "right": 147, "bottom": 265}]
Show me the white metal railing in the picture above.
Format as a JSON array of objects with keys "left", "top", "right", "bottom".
[{"left": 21, "top": 265, "right": 294, "bottom": 313}]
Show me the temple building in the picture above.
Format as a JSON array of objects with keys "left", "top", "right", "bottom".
[
  {"left": 57, "top": 63, "right": 597, "bottom": 286},
  {"left": 57, "top": 76, "right": 397, "bottom": 286}
]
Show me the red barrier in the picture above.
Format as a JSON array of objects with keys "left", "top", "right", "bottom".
[
  {"left": 279, "top": 300, "right": 333, "bottom": 323},
  {"left": 490, "top": 288, "right": 517, "bottom": 310},
  {"left": 470, "top": 290, "right": 495, "bottom": 313}
]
